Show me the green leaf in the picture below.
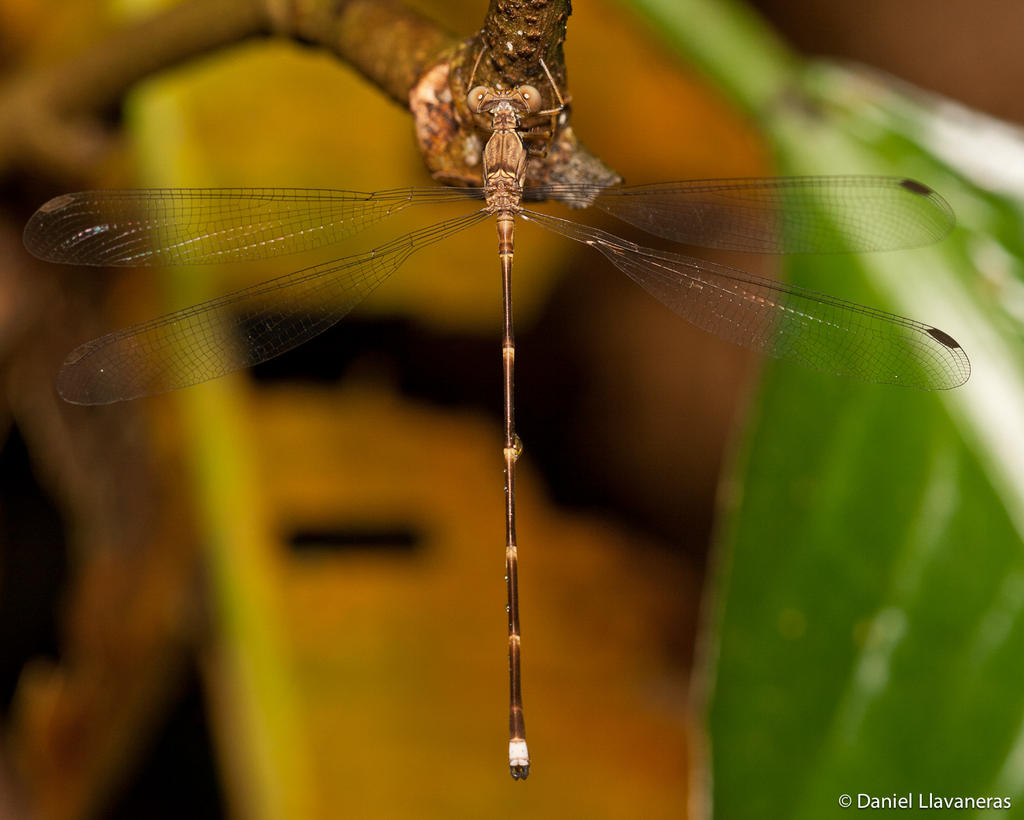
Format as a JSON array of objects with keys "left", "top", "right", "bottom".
[{"left": 625, "top": 0, "right": 1024, "bottom": 817}]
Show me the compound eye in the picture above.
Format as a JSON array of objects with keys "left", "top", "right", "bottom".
[
  {"left": 467, "top": 86, "right": 489, "bottom": 113},
  {"left": 518, "top": 85, "right": 543, "bottom": 113}
]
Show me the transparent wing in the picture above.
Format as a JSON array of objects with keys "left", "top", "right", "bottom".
[
  {"left": 57, "top": 210, "right": 489, "bottom": 404},
  {"left": 25, "top": 187, "right": 482, "bottom": 266},
  {"left": 527, "top": 177, "right": 954, "bottom": 254},
  {"left": 522, "top": 209, "right": 969, "bottom": 390}
]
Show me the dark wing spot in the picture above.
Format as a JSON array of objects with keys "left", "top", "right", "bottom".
[
  {"left": 927, "top": 326, "right": 961, "bottom": 349},
  {"left": 900, "top": 179, "right": 934, "bottom": 196}
]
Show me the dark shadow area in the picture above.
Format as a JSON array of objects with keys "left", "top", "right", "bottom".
[
  {"left": 288, "top": 525, "right": 423, "bottom": 554},
  {"left": 0, "top": 425, "right": 67, "bottom": 713},
  {"left": 104, "top": 666, "right": 225, "bottom": 820}
]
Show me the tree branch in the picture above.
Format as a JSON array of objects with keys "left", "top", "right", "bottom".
[
  {"left": 282, "top": 0, "right": 457, "bottom": 104},
  {"left": 0, "top": 0, "right": 456, "bottom": 180},
  {"left": 412, "top": 0, "right": 620, "bottom": 192},
  {"left": 0, "top": 0, "right": 617, "bottom": 191}
]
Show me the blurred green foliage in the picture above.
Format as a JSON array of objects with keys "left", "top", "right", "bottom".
[{"left": 631, "top": 0, "right": 1024, "bottom": 817}]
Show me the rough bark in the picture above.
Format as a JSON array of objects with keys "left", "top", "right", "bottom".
[{"left": 0, "top": 0, "right": 618, "bottom": 192}]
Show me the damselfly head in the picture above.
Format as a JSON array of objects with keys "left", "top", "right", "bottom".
[
  {"left": 466, "top": 85, "right": 489, "bottom": 113},
  {"left": 515, "top": 85, "right": 543, "bottom": 113},
  {"left": 466, "top": 84, "right": 544, "bottom": 115}
]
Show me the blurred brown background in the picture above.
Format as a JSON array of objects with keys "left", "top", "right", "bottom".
[{"left": 751, "top": 0, "right": 1024, "bottom": 124}]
